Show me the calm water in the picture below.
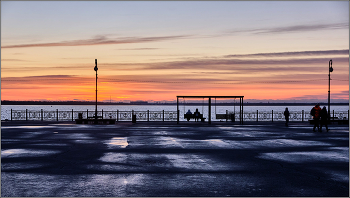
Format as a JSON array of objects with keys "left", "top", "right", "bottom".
[{"left": 1, "top": 105, "right": 349, "bottom": 120}]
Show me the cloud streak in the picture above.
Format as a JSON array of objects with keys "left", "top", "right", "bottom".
[
  {"left": 227, "top": 22, "right": 349, "bottom": 35},
  {"left": 118, "top": 48, "right": 160, "bottom": 50},
  {"left": 1, "top": 59, "right": 32, "bottom": 62},
  {"left": 3, "top": 54, "right": 348, "bottom": 74},
  {"left": 142, "top": 57, "right": 349, "bottom": 71},
  {"left": 1, "top": 75, "right": 93, "bottom": 86},
  {"left": 1, "top": 35, "right": 191, "bottom": 49},
  {"left": 224, "top": 49, "right": 349, "bottom": 58}
]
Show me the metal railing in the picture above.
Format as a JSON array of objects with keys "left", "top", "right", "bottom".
[
  {"left": 239, "top": 110, "right": 349, "bottom": 122},
  {"left": 9, "top": 109, "right": 178, "bottom": 122},
  {"left": 8, "top": 109, "right": 349, "bottom": 122}
]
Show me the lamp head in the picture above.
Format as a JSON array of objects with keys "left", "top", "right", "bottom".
[
  {"left": 94, "top": 59, "right": 98, "bottom": 71},
  {"left": 329, "top": 59, "right": 333, "bottom": 72}
]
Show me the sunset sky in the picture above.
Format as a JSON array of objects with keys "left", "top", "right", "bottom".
[{"left": 1, "top": 1, "right": 349, "bottom": 103}]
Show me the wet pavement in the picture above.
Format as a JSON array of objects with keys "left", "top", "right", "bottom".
[{"left": 1, "top": 121, "right": 349, "bottom": 197}]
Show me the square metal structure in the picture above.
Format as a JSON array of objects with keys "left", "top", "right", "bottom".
[{"left": 176, "top": 96, "right": 244, "bottom": 124}]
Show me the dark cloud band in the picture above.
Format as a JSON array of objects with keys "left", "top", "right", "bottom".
[
  {"left": 226, "top": 22, "right": 349, "bottom": 35},
  {"left": 224, "top": 49, "right": 349, "bottom": 58},
  {"left": 1, "top": 35, "right": 191, "bottom": 49}
]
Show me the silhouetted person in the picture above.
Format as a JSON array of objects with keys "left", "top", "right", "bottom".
[
  {"left": 194, "top": 108, "right": 200, "bottom": 122},
  {"left": 186, "top": 109, "right": 192, "bottom": 121},
  {"left": 284, "top": 107, "right": 290, "bottom": 126},
  {"left": 311, "top": 104, "right": 321, "bottom": 132},
  {"left": 320, "top": 106, "right": 329, "bottom": 132}
]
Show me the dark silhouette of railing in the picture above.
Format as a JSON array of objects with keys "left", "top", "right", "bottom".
[
  {"left": 8, "top": 109, "right": 178, "bottom": 122},
  {"left": 7, "top": 109, "right": 349, "bottom": 122},
  {"left": 241, "top": 110, "right": 348, "bottom": 122}
]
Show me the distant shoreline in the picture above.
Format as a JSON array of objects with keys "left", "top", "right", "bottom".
[{"left": 1, "top": 101, "right": 349, "bottom": 106}]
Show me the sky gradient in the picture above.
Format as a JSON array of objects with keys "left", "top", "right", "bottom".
[{"left": 1, "top": 1, "right": 349, "bottom": 103}]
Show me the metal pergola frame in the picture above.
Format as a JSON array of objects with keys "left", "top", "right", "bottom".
[{"left": 176, "top": 96, "right": 244, "bottom": 124}]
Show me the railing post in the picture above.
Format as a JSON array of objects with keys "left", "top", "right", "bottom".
[
  {"left": 41, "top": 109, "right": 43, "bottom": 121},
  {"left": 56, "top": 109, "right": 58, "bottom": 121},
  {"left": 302, "top": 110, "right": 304, "bottom": 122},
  {"left": 117, "top": 110, "right": 119, "bottom": 122},
  {"left": 348, "top": 110, "right": 349, "bottom": 120},
  {"left": 272, "top": 110, "right": 273, "bottom": 122},
  {"left": 163, "top": 110, "right": 165, "bottom": 122},
  {"left": 226, "top": 110, "right": 228, "bottom": 122},
  {"left": 257, "top": 110, "right": 258, "bottom": 122},
  {"left": 11, "top": 109, "right": 12, "bottom": 121},
  {"left": 102, "top": 109, "right": 103, "bottom": 119},
  {"left": 26, "top": 109, "right": 28, "bottom": 121},
  {"left": 87, "top": 109, "right": 89, "bottom": 119},
  {"left": 177, "top": 110, "right": 180, "bottom": 124},
  {"left": 333, "top": 110, "right": 334, "bottom": 120},
  {"left": 72, "top": 109, "right": 74, "bottom": 121},
  {"left": 147, "top": 110, "right": 149, "bottom": 122}
]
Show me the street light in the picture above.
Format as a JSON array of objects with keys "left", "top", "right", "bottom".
[
  {"left": 328, "top": 59, "right": 333, "bottom": 122},
  {"left": 94, "top": 59, "right": 98, "bottom": 122}
]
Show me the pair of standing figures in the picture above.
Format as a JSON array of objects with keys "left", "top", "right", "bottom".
[
  {"left": 284, "top": 105, "right": 328, "bottom": 132},
  {"left": 311, "top": 104, "right": 329, "bottom": 132}
]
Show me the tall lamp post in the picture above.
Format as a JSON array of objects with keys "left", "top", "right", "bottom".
[
  {"left": 328, "top": 59, "right": 333, "bottom": 122},
  {"left": 94, "top": 59, "right": 98, "bottom": 123}
]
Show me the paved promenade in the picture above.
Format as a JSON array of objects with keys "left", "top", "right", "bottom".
[{"left": 1, "top": 121, "right": 349, "bottom": 197}]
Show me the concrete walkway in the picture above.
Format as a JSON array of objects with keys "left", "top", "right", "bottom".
[{"left": 1, "top": 121, "right": 349, "bottom": 196}]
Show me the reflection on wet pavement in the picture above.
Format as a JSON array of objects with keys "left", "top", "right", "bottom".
[
  {"left": 203, "top": 139, "right": 230, "bottom": 148},
  {"left": 99, "top": 153, "right": 128, "bottom": 163},
  {"left": 2, "top": 162, "right": 50, "bottom": 170},
  {"left": 1, "top": 121, "right": 348, "bottom": 197},
  {"left": 1, "top": 149, "right": 60, "bottom": 158},
  {"left": 1, "top": 126, "right": 54, "bottom": 129},
  {"left": 258, "top": 151, "right": 349, "bottom": 163},
  {"left": 106, "top": 137, "right": 128, "bottom": 148}
]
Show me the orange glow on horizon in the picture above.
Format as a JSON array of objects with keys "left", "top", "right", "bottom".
[{"left": 1, "top": 81, "right": 348, "bottom": 102}]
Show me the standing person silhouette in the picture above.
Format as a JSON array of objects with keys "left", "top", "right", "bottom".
[
  {"left": 194, "top": 108, "right": 200, "bottom": 122},
  {"left": 284, "top": 107, "right": 290, "bottom": 126},
  {"left": 311, "top": 104, "right": 322, "bottom": 132},
  {"left": 320, "top": 106, "right": 329, "bottom": 132}
]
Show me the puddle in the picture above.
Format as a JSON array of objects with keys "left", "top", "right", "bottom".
[
  {"left": 1, "top": 149, "right": 60, "bottom": 158},
  {"left": 203, "top": 139, "right": 231, "bottom": 148},
  {"left": 106, "top": 137, "right": 128, "bottom": 148},
  {"left": 1, "top": 162, "right": 50, "bottom": 170},
  {"left": 99, "top": 152, "right": 128, "bottom": 163},
  {"left": 1, "top": 126, "right": 55, "bottom": 129},
  {"left": 18, "top": 131, "right": 47, "bottom": 138},
  {"left": 204, "top": 139, "right": 223, "bottom": 142},
  {"left": 158, "top": 137, "right": 184, "bottom": 148},
  {"left": 260, "top": 139, "right": 332, "bottom": 147},
  {"left": 68, "top": 133, "right": 93, "bottom": 139},
  {"left": 258, "top": 151, "right": 349, "bottom": 163},
  {"left": 154, "top": 130, "right": 168, "bottom": 135}
]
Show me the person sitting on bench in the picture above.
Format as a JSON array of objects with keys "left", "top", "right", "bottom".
[
  {"left": 185, "top": 109, "right": 192, "bottom": 121},
  {"left": 194, "top": 108, "right": 200, "bottom": 122}
]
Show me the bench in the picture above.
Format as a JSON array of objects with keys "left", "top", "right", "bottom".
[{"left": 184, "top": 114, "right": 206, "bottom": 122}]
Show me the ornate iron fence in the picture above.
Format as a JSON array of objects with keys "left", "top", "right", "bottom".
[
  {"left": 238, "top": 110, "right": 348, "bottom": 122},
  {"left": 11, "top": 110, "right": 26, "bottom": 121},
  {"left": 8, "top": 109, "right": 348, "bottom": 122},
  {"left": 149, "top": 111, "right": 163, "bottom": 121},
  {"left": 118, "top": 111, "right": 132, "bottom": 121}
]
